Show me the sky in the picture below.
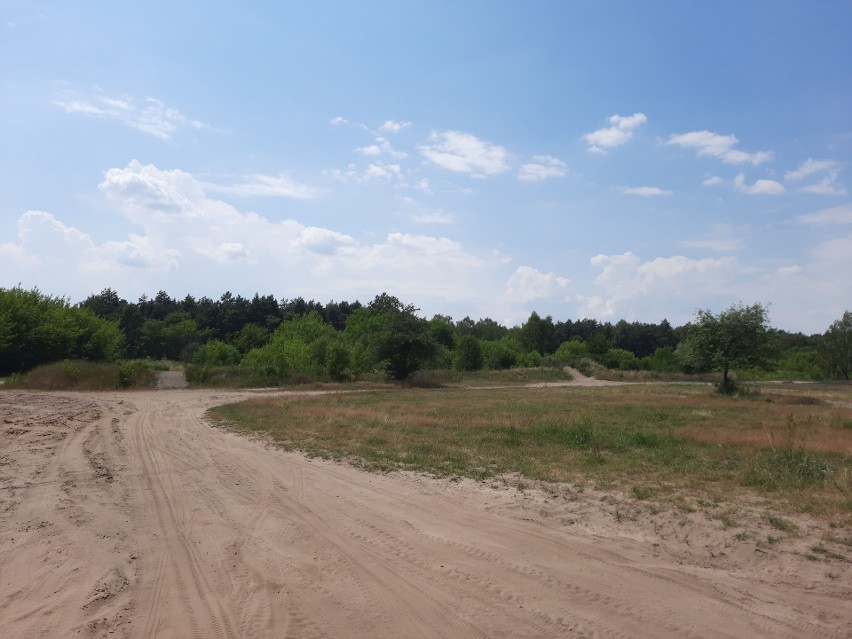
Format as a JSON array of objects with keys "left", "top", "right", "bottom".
[{"left": 1, "top": 1, "right": 851, "bottom": 334}]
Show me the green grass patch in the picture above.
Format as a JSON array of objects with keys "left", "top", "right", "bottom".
[{"left": 207, "top": 384, "right": 852, "bottom": 518}]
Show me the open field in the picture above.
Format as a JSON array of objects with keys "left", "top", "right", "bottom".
[
  {"left": 210, "top": 382, "right": 852, "bottom": 518},
  {"left": 1, "top": 382, "right": 850, "bottom": 638}
]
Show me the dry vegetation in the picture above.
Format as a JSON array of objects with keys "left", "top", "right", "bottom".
[{"left": 209, "top": 382, "right": 852, "bottom": 521}]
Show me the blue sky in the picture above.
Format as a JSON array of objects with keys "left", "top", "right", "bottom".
[{"left": 2, "top": 1, "right": 851, "bottom": 333}]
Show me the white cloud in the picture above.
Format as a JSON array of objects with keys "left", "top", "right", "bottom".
[
  {"left": 518, "top": 155, "right": 567, "bottom": 182},
  {"left": 56, "top": 89, "right": 206, "bottom": 141},
  {"left": 786, "top": 159, "right": 836, "bottom": 181},
  {"left": 356, "top": 144, "right": 382, "bottom": 156},
  {"left": 420, "top": 130, "right": 510, "bottom": 177},
  {"left": 330, "top": 116, "right": 349, "bottom": 125},
  {"left": 734, "top": 173, "right": 785, "bottom": 195},
  {"left": 587, "top": 251, "right": 738, "bottom": 317},
  {"left": 583, "top": 113, "right": 647, "bottom": 154},
  {"left": 505, "top": 266, "right": 570, "bottom": 302},
  {"left": 794, "top": 203, "right": 852, "bottom": 225},
  {"left": 379, "top": 120, "right": 411, "bottom": 133},
  {"left": 363, "top": 163, "right": 402, "bottom": 180},
  {"left": 57, "top": 100, "right": 106, "bottom": 115},
  {"left": 666, "top": 130, "right": 772, "bottom": 165},
  {"left": 293, "top": 227, "right": 358, "bottom": 255},
  {"left": 786, "top": 159, "right": 846, "bottom": 195},
  {"left": 195, "top": 242, "right": 253, "bottom": 265},
  {"left": 3, "top": 161, "right": 510, "bottom": 309},
  {"left": 703, "top": 176, "right": 723, "bottom": 186},
  {"left": 100, "top": 235, "right": 182, "bottom": 270},
  {"left": 16, "top": 210, "right": 93, "bottom": 253},
  {"left": 356, "top": 135, "right": 407, "bottom": 159},
  {"left": 203, "top": 174, "right": 318, "bottom": 199},
  {"left": 801, "top": 178, "right": 847, "bottom": 196},
  {"left": 622, "top": 186, "right": 673, "bottom": 197}
]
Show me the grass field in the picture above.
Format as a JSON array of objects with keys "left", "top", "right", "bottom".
[{"left": 209, "top": 381, "right": 852, "bottom": 521}]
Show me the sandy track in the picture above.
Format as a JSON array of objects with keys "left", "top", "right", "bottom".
[{"left": 0, "top": 389, "right": 849, "bottom": 638}]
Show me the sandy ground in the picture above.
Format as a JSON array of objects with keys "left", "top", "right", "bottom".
[{"left": 0, "top": 386, "right": 849, "bottom": 638}]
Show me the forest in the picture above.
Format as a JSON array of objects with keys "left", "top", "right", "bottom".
[{"left": 1, "top": 285, "right": 849, "bottom": 385}]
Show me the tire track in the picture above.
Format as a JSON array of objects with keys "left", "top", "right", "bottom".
[{"left": 3, "top": 389, "right": 849, "bottom": 638}]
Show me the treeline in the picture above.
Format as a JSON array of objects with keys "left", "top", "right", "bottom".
[{"left": 1, "top": 286, "right": 848, "bottom": 382}]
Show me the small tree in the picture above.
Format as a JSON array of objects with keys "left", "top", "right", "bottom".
[{"left": 679, "top": 303, "right": 770, "bottom": 393}]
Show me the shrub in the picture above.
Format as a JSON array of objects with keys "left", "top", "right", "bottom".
[
  {"left": 554, "top": 339, "right": 588, "bottom": 363},
  {"left": 192, "top": 340, "right": 241, "bottom": 366}
]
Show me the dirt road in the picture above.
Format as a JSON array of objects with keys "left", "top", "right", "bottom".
[{"left": 1, "top": 389, "right": 849, "bottom": 638}]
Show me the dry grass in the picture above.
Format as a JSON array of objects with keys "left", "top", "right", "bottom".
[
  {"left": 2, "top": 360, "right": 156, "bottom": 390},
  {"left": 208, "top": 382, "right": 852, "bottom": 519}
]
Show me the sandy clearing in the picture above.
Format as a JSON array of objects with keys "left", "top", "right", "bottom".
[{"left": 0, "top": 388, "right": 849, "bottom": 639}]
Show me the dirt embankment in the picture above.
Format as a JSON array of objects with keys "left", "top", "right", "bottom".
[{"left": 0, "top": 389, "right": 849, "bottom": 638}]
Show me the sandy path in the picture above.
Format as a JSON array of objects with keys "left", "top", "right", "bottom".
[{"left": 0, "top": 389, "right": 849, "bottom": 638}]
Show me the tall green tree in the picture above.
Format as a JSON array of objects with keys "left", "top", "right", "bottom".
[
  {"left": 349, "top": 294, "right": 437, "bottom": 380},
  {"left": 0, "top": 286, "right": 124, "bottom": 374},
  {"left": 519, "top": 311, "right": 557, "bottom": 355},
  {"left": 820, "top": 310, "right": 852, "bottom": 379},
  {"left": 677, "top": 302, "right": 770, "bottom": 393}
]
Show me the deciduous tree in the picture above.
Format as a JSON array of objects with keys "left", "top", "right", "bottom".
[
  {"left": 677, "top": 303, "right": 770, "bottom": 393},
  {"left": 820, "top": 311, "right": 852, "bottom": 379}
]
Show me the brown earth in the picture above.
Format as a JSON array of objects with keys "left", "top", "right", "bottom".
[{"left": 0, "top": 387, "right": 849, "bottom": 638}]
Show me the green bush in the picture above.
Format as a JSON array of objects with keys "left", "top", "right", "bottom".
[
  {"left": 192, "top": 339, "right": 241, "bottom": 366},
  {"left": 553, "top": 339, "right": 588, "bottom": 363}
]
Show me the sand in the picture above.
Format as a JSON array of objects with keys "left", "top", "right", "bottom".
[{"left": 0, "top": 387, "right": 849, "bottom": 638}]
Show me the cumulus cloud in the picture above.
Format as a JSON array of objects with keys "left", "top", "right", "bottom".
[
  {"left": 785, "top": 159, "right": 846, "bottom": 195},
  {"left": 666, "top": 130, "right": 771, "bottom": 165},
  {"left": 587, "top": 251, "right": 738, "bottom": 317},
  {"left": 3, "top": 161, "right": 507, "bottom": 309},
  {"left": 330, "top": 116, "right": 349, "bottom": 125},
  {"left": 293, "top": 227, "right": 358, "bottom": 255},
  {"left": 622, "top": 186, "right": 673, "bottom": 197},
  {"left": 420, "top": 130, "right": 510, "bottom": 177},
  {"left": 734, "top": 173, "right": 785, "bottom": 195},
  {"left": 518, "top": 155, "right": 567, "bottom": 182},
  {"left": 504, "top": 266, "right": 570, "bottom": 302},
  {"left": 56, "top": 89, "right": 205, "bottom": 141},
  {"left": 703, "top": 176, "right": 723, "bottom": 186},
  {"left": 583, "top": 113, "right": 647, "bottom": 154}
]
